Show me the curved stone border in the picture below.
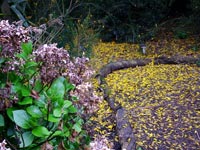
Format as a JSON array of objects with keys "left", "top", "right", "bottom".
[
  {"left": 98, "top": 55, "right": 199, "bottom": 77},
  {"left": 96, "top": 55, "right": 199, "bottom": 150}
]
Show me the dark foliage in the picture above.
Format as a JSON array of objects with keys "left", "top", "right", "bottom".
[{"left": 1, "top": 0, "right": 200, "bottom": 44}]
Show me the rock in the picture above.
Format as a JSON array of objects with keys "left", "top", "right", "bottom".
[{"left": 116, "top": 108, "right": 136, "bottom": 150}]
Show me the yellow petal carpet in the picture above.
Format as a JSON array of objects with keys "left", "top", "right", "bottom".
[{"left": 88, "top": 36, "right": 200, "bottom": 149}]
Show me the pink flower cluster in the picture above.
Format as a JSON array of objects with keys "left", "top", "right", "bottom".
[
  {"left": 0, "top": 20, "right": 31, "bottom": 72},
  {"left": 0, "top": 20, "right": 30, "bottom": 57},
  {"left": 71, "top": 82, "right": 101, "bottom": 114},
  {"left": 89, "top": 136, "right": 114, "bottom": 150},
  {"left": 33, "top": 43, "right": 70, "bottom": 83},
  {"left": 33, "top": 43, "right": 102, "bottom": 114},
  {"left": 0, "top": 140, "right": 11, "bottom": 150}
]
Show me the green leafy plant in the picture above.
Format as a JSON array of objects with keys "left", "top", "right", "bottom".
[
  {"left": 62, "top": 14, "right": 99, "bottom": 58},
  {"left": 0, "top": 42, "right": 90, "bottom": 149}
]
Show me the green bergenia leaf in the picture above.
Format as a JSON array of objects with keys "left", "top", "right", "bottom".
[
  {"left": 46, "top": 114, "right": 60, "bottom": 123},
  {"left": 19, "top": 131, "right": 34, "bottom": 148},
  {"left": 18, "top": 97, "right": 33, "bottom": 105},
  {"left": 53, "top": 107, "right": 62, "bottom": 117},
  {"left": 32, "top": 126, "right": 51, "bottom": 138},
  {"left": 63, "top": 100, "right": 72, "bottom": 108},
  {"left": 13, "top": 110, "right": 32, "bottom": 129},
  {"left": 73, "top": 123, "right": 82, "bottom": 133},
  {"left": 26, "top": 105, "right": 43, "bottom": 118},
  {"left": 21, "top": 85, "right": 31, "bottom": 97},
  {"left": 21, "top": 42, "right": 33, "bottom": 56},
  {"left": 6, "top": 107, "right": 17, "bottom": 121},
  {"left": 68, "top": 105, "right": 77, "bottom": 113},
  {"left": 64, "top": 79, "right": 75, "bottom": 92},
  {"left": 47, "top": 77, "right": 65, "bottom": 100}
]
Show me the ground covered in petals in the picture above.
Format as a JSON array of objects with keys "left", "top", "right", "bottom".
[
  {"left": 88, "top": 33, "right": 200, "bottom": 149},
  {"left": 106, "top": 64, "right": 200, "bottom": 149}
]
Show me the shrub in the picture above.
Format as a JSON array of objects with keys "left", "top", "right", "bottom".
[
  {"left": 0, "top": 20, "right": 102, "bottom": 149},
  {"left": 63, "top": 14, "right": 99, "bottom": 58}
]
